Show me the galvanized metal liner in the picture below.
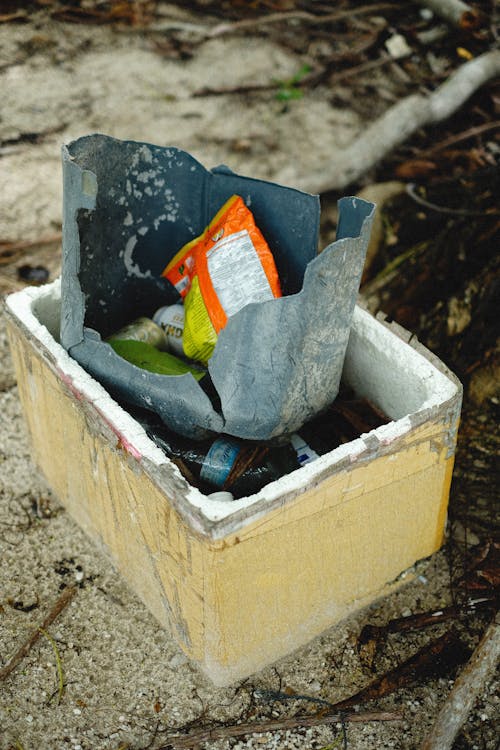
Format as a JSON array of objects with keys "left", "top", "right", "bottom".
[{"left": 60, "top": 134, "right": 374, "bottom": 441}]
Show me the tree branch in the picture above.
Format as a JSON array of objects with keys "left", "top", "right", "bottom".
[
  {"left": 161, "top": 710, "right": 402, "bottom": 749},
  {"left": 420, "top": 621, "right": 500, "bottom": 750},
  {"left": 300, "top": 50, "right": 500, "bottom": 194}
]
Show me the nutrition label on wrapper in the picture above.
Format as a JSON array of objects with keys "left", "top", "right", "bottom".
[{"left": 207, "top": 229, "right": 275, "bottom": 319}]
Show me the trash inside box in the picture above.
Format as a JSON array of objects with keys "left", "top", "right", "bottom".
[
  {"left": 60, "top": 134, "right": 374, "bottom": 441},
  {"left": 6, "top": 280, "right": 462, "bottom": 686}
]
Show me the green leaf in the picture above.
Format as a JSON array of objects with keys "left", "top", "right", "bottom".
[
  {"left": 275, "top": 87, "right": 304, "bottom": 102},
  {"left": 289, "top": 63, "right": 312, "bottom": 85},
  {"left": 274, "top": 63, "right": 311, "bottom": 102},
  {"left": 109, "top": 339, "right": 206, "bottom": 380}
]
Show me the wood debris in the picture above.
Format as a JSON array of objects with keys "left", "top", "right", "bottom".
[
  {"left": 301, "top": 50, "right": 500, "bottom": 194},
  {"left": 421, "top": 621, "right": 500, "bottom": 750},
  {"left": 357, "top": 598, "right": 497, "bottom": 671},
  {"left": 160, "top": 709, "right": 402, "bottom": 749},
  {"left": 334, "top": 629, "right": 471, "bottom": 710},
  {"left": 0, "top": 586, "right": 76, "bottom": 683}
]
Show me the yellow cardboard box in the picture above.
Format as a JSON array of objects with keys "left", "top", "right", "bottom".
[{"left": 6, "top": 279, "right": 461, "bottom": 685}]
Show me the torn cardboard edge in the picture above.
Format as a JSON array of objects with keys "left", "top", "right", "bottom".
[{"left": 6, "top": 280, "right": 462, "bottom": 537}]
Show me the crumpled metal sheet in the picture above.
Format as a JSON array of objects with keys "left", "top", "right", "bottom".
[
  {"left": 209, "top": 198, "right": 375, "bottom": 439},
  {"left": 61, "top": 134, "right": 374, "bottom": 441}
]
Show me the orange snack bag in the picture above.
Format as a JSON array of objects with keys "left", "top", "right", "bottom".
[{"left": 162, "top": 195, "right": 282, "bottom": 364}]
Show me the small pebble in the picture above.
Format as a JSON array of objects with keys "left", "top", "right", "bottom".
[{"left": 385, "top": 33, "right": 412, "bottom": 59}]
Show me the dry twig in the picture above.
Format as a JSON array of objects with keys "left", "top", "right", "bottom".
[
  {"left": 207, "top": 3, "right": 397, "bottom": 38},
  {"left": 406, "top": 183, "right": 500, "bottom": 216},
  {"left": 358, "top": 597, "right": 497, "bottom": 669},
  {"left": 0, "top": 10, "right": 28, "bottom": 23},
  {"left": 300, "top": 50, "right": 500, "bottom": 194},
  {"left": 363, "top": 597, "right": 498, "bottom": 637},
  {"left": 141, "top": 4, "right": 397, "bottom": 42},
  {"left": 0, "top": 587, "right": 76, "bottom": 683},
  {"left": 327, "top": 51, "right": 410, "bottom": 87},
  {"left": 422, "top": 120, "right": 500, "bottom": 154},
  {"left": 335, "top": 629, "right": 470, "bottom": 710},
  {"left": 421, "top": 621, "right": 500, "bottom": 750},
  {"left": 0, "top": 233, "right": 62, "bottom": 266},
  {"left": 160, "top": 710, "right": 401, "bottom": 749}
]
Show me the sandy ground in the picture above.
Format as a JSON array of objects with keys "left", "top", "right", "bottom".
[
  {"left": 1, "top": 5, "right": 498, "bottom": 750},
  {"left": 0, "top": 11, "right": 364, "bottom": 242}
]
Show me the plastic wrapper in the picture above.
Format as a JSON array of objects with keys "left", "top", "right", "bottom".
[{"left": 163, "top": 195, "right": 282, "bottom": 364}]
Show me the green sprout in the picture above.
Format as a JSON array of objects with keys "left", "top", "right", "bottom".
[
  {"left": 38, "top": 627, "right": 65, "bottom": 704},
  {"left": 275, "top": 64, "right": 312, "bottom": 102}
]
